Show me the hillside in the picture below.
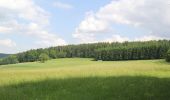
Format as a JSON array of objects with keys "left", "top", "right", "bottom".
[
  {"left": 1, "top": 40, "right": 170, "bottom": 65},
  {"left": 0, "top": 53, "right": 10, "bottom": 58},
  {"left": 0, "top": 58, "right": 170, "bottom": 100}
]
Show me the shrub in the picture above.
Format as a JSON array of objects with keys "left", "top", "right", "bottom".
[{"left": 39, "top": 53, "right": 49, "bottom": 63}]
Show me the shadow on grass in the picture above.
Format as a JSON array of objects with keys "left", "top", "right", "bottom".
[{"left": 0, "top": 76, "right": 170, "bottom": 100}]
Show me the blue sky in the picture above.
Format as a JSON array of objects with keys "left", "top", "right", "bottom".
[
  {"left": 0, "top": 0, "right": 169, "bottom": 53},
  {"left": 35, "top": 0, "right": 111, "bottom": 43}
]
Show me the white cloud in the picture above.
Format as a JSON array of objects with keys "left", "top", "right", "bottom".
[
  {"left": 104, "top": 35, "right": 129, "bottom": 43},
  {"left": 76, "top": 12, "right": 110, "bottom": 34},
  {"left": 0, "top": 0, "right": 49, "bottom": 25},
  {"left": 36, "top": 38, "right": 66, "bottom": 48},
  {"left": 0, "top": 26, "right": 12, "bottom": 33},
  {"left": 53, "top": 1, "right": 73, "bottom": 10},
  {"left": 0, "top": 0, "right": 67, "bottom": 53},
  {"left": 25, "top": 22, "right": 67, "bottom": 46},
  {"left": 73, "top": 33, "right": 96, "bottom": 43},
  {"left": 96, "top": 0, "right": 170, "bottom": 37},
  {"left": 73, "top": 12, "right": 112, "bottom": 43},
  {"left": 0, "top": 39, "right": 16, "bottom": 47},
  {"left": 134, "top": 35, "right": 168, "bottom": 41},
  {"left": 74, "top": 0, "right": 170, "bottom": 43},
  {"left": 34, "top": 31, "right": 67, "bottom": 47}
]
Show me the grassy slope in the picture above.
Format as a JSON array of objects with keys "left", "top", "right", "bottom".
[{"left": 0, "top": 58, "right": 170, "bottom": 100}]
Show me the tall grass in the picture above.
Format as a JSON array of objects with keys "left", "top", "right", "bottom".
[{"left": 0, "top": 58, "right": 170, "bottom": 100}]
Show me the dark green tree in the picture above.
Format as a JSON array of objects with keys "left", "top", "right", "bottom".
[
  {"left": 0, "top": 55, "right": 19, "bottom": 65},
  {"left": 166, "top": 49, "right": 170, "bottom": 62},
  {"left": 56, "top": 51, "right": 67, "bottom": 58},
  {"left": 49, "top": 48, "right": 57, "bottom": 59},
  {"left": 1, "top": 40, "right": 170, "bottom": 65}
]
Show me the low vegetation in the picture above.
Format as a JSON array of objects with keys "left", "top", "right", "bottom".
[{"left": 0, "top": 58, "right": 170, "bottom": 100}]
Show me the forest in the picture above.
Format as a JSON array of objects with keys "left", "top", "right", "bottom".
[{"left": 1, "top": 40, "right": 170, "bottom": 65}]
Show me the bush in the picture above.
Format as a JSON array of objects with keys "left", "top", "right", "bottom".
[
  {"left": 166, "top": 49, "right": 170, "bottom": 62},
  {"left": 39, "top": 53, "right": 49, "bottom": 63}
]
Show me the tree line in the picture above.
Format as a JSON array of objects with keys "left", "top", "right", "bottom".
[
  {"left": 94, "top": 41, "right": 170, "bottom": 61},
  {"left": 0, "top": 40, "right": 170, "bottom": 65}
]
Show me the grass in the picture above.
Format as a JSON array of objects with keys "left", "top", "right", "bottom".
[{"left": 0, "top": 58, "right": 170, "bottom": 100}]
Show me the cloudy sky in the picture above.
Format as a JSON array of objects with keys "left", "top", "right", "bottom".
[{"left": 0, "top": 0, "right": 170, "bottom": 53}]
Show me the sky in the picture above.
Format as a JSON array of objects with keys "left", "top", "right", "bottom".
[{"left": 0, "top": 0, "right": 170, "bottom": 53}]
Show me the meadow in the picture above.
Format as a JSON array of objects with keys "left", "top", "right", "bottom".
[{"left": 0, "top": 58, "right": 170, "bottom": 100}]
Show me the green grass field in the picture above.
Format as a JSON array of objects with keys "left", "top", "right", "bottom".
[{"left": 0, "top": 58, "right": 170, "bottom": 100}]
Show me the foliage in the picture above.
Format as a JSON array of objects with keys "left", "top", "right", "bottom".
[
  {"left": 166, "top": 49, "right": 170, "bottom": 62},
  {"left": 94, "top": 42, "right": 169, "bottom": 61},
  {"left": 1, "top": 40, "right": 170, "bottom": 65},
  {"left": 0, "top": 55, "right": 19, "bottom": 65},
  {"left": 56, "top": 51, "right": 67, "bottom": 58},
  {"left": 49, "top": 48, "right": 57, "bottom": 59},
  {"left": 39, "top": 53, "right": 49, "bottom": 63},
  {"left": 17, "top": 40, "right": 170, "bottom": 62}
]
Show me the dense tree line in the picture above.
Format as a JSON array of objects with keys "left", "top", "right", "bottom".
[
  {"left": 16, "top": 42, "right": 110, "bottom": 63},
  {"left": 0, "top": 40, "right": 170, "bottom": 65},
  {"left": 0, "top": 55, "right": 19, "bottom": 65},
  {"left": 94, "top": 42, "right": 170, "bottom": 61},
  {"left": 166, "top": 49, "right": 170, "bottom": 62}
]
